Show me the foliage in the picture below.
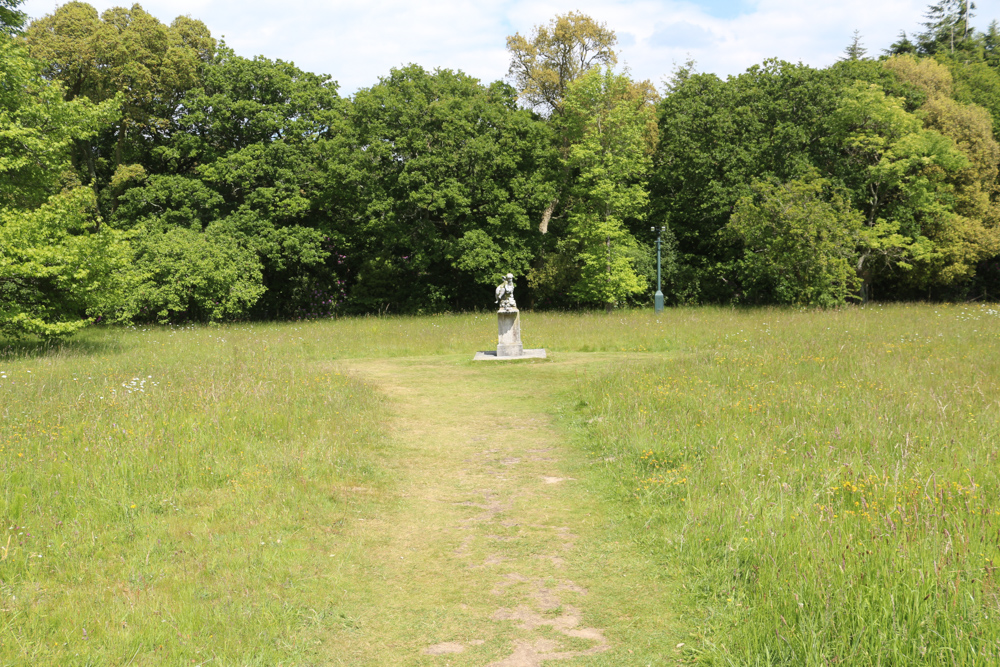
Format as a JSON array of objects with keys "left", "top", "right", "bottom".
[
  {"left": 826, "top": 81, "right": 951, "bottom": 293},
  {"left": 344, "top": 65, "right": 553, "bottom": 311},
  {"left": 884, "top": 53, "right": 954, "bottom": 97},
  {"left": 560, "top": 68, "right": 656, "bottom": 310},
  {"left": 111, "top": 46, "right": 346, "bottom": 320},
  {"left": 918, "top": 0, "right": 979, "bottom": 56},
  {"left": 841, "top": 29, "right": 868, "bottom": 61},
  {"left": 505, "top": 12, "right": 617, "bottom": 115},
  {"left": 1, "top": 36, "right": 123, "bottom": 339},
  {"left": 23, "top": 2, "right": 214, "bottom": 155},
  {"left": 875, "top": 58, "right": 1000, "bottom": 287},
  {"left": 112, "top": 221, "right": 264, "bottom": 323},
  {"left": 5, "top": 4, "right": 1000, "bottom": 328},
  {"left": 22, "top": 1, "right": 215, "bottom": 222},
  {"left": 949, "top": 59, "right": 1000, "bottom": 138},
  {"left": 726, "top": 172, "right": 863, "bottom": 306},
  {"left": 0, "top": 188, "right": 127, "bottom": 338},
  {"left": 0, "top": 0, "right": 24, "bottom": 36},
  {"left": 650, "top": 60, "right": 904, "bottom": 303},
  {"left": 0, "top": 39, "right": 117, "bottom": 208}
]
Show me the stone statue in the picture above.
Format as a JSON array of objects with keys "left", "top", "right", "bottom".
[
  {"left": 474, "top": 271, "right": 545, "bottom": 360},
  {"left": 495, "top": 273, "right": 517, "bottom": 312}
]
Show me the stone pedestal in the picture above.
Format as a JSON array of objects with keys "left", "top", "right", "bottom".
[{"left": 497, "top": 309, "right": 523, "bottom": 357}]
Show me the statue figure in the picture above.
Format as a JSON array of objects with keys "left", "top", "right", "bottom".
[
  {"left": 473, "top": 270, "right": 544, "bottom": 360},
  {"left": 495, "top": 273, "right": 517, "bottom": 311}
]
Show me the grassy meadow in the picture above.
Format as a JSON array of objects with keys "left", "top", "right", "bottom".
[
  {"left": 0, "top": 324, "right": 393, "bottom": 664},
  {"left": 0, "top": 304, "right": 998, "bottom": 665},
  {"left": 573, "top": 303, "right": 1000, "bottom": 665}
]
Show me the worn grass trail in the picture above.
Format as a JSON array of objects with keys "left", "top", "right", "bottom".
[{"left": 327, "top": 353, "right": 682, "bottom": 666}]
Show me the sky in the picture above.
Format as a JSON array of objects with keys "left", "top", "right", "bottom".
[{"left": 19, "top": 0, "right": 998, "bottom": 96}]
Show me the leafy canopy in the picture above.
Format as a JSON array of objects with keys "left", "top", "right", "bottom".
[
  {"left": 506, "top": 12, "right": 617, "bottom": 115},
  {"left": 559, "top": 68, "right": 657, "bottom": 310}
]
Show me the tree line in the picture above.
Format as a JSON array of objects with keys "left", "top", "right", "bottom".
[{"left": 2, "top": 0, "right": 1000, "bottom": 337}]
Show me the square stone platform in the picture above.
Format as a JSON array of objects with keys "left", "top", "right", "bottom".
[{"left": 473, "top": 349, "right": 547, "bottom": 361}]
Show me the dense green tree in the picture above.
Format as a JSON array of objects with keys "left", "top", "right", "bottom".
[
  {"left": 650, "top": 61, "right": 872, "bottom": 302},
  {"left": 1, "top": 188, "right": 130, "bottom": 338},
  {"left": 948, "top": 59, "right": 1000, "bottom": 138},
  {"left": 106, "top": 47, "right": 347, "bottom": 320},
  {"left": 7, "top": 3, "right": 1000, "bottom": 326},
  {"left": 0, "top": 39, "right": 116, "bottom": 208},
  {"left": 726, "top": 171, "right": 863, "bottom": 306},
  {"left": 829, "top": 80, "right": 985, "bottom": 296},
  {"left": 506, "top": 13, "right": 619, "bottom": 234},
  {"left": 344, "top": 65, "right": 553, "bottom": 312},
  {"left": 1, "top": 38, "right": 125, "bottom": 338},
  {"left": 649, "top": 53, "right": 970, "bottom": 304},
  {"left": 556, "top": 68, "right": 656, "bottom": 311},
  {"left": 23, "top": 2, "right": 215, "bottom": 217},
  {"left": 879, "top": 57, "right": 1000, "bottom": 288},
  {"left": 985, "top": 20, "right": 1000, "bottom": 67},
  {"left": 111, "top": 221, "right": 264, "bottom": 323}
]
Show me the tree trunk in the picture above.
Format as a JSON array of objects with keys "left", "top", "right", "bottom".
[
  {"left": 856, "top": 254, "right": 871, "bottom": 304},
  {"left": 539, "top": 198, "right": 558, "bottom": 234}
]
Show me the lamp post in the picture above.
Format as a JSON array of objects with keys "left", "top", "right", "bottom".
[{"left": 651, "top": 226, "right": 664, "bottom": 313}]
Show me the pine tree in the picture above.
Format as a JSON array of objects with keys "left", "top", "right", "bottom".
[
  {"left": 842, "top": 30, "right": 868, "bottom": 60},
  {"left": 985, "top": 20, "right": 1000, "bottom": 68},
  {"left": 886, "top": 30, "right": 918, "bottom": 55},
  {"left": 919, "top": 0, "right": 977, "bottom": 54}
]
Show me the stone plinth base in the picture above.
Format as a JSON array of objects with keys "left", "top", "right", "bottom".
[
  {"left": 473, "top": 349, "right": 547, "bottom": 361},
  {"left": 497, "top": 309, "right": 521, "bottom": 356},
  {"left": 497, "top": 343, "right": 524, "bottom": 356},
  {"left": 474, "top": 306, "right": 545, "bottom": 360}
]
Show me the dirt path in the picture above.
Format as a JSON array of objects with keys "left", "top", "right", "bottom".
[{"left": 325, "top": 354, "right": 678, "bottom": 666}]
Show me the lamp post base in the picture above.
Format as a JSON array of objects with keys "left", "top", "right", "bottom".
[{"left": 654, "top": 291, "right": 664, "bottom": 313}]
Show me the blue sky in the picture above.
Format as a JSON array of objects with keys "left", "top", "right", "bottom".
[{"left": 20, "top": 0, "right": 992, "bottom": 95}]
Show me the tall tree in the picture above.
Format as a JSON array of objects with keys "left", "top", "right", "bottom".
[
  {"left": 0, "top": 38, "right": 125, "bottom": 338},
  {"left": 918, "top": 0, "right": 977, "bottom": 55},
  {"left": 507, "top": 12, "right": 618, "bottom": 234},
  {"left": 23, "top": 2, "right": 215, "bottom": 214},
  {"left": 881, "top": 55, "right": 1000, "bottom": 288},
  {"left": 984, "top": 20, "right": 1000, "bottom": 68},
  {"left": 344, "top": 65, "right": 553, "bottom": 312},
  {"left": 650, "top": 57, "right": 927, "bottom": 304},
  {"left": 559, "top": 68, "right": 657, "bottom": 312},
  {"left": 829, "top": 79, "right": 979, "bottom": 297},
  {"left": 108, "top": 46, "right": 347, "bottom": 321},
  {"left": 505, "top": 12, "right": 617, "bottom": 116}
]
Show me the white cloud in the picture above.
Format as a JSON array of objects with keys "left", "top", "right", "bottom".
[{"left": 19, "top": 0, "right": 953, "bottom": 95}]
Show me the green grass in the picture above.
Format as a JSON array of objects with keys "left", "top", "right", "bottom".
[
  {"left": 0, "top": 324, "right": 389, "bottom": 664},
  {"left": 571, "top": 303, "right": 1000, "bottom": 665},
  {"left": 2, "top": 305, "right": 998, "bottom": 665}
]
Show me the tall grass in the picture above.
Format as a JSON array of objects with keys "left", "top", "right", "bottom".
[
  {"left": 574, "top": 303, "right": 1000, "bottom": 665},
  {"left": 0, "top": 324, "right": 388, "bottom": 664},
  {"left": 4, "top": 305, "right": 997, "bottom": 664}
]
